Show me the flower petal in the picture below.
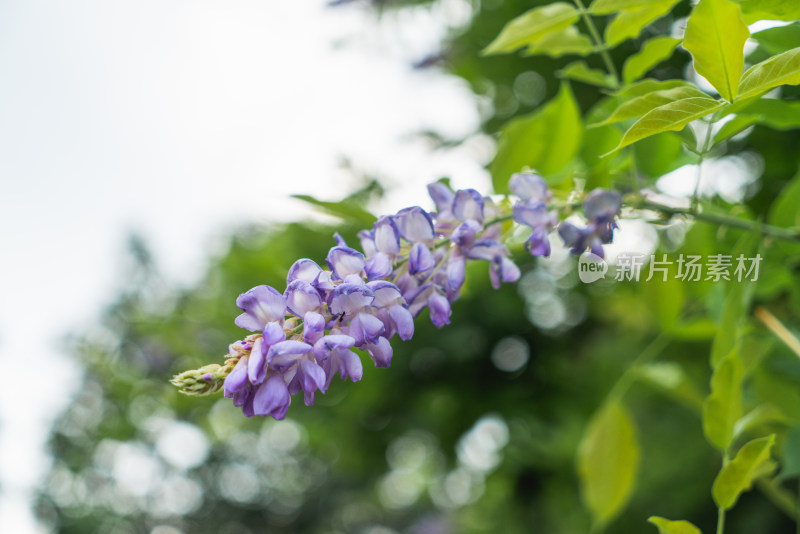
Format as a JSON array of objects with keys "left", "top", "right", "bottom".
[
  {"left": 373, "top": 216, "right": 401, "bottom": 255},
  {"left": 452, "top": 189, "right": 484, "bottom": 223},
  {"left": 509, "top": 172, "right": 551, "bottom": 203},
  {"left": 326, "top": 246, "right": 366, "bottom": 280},
  {"left": 428, "top": 293, "right": 451, "bottom": 328},
  {"left": 223, "top": 356, "right": 249, "bottom": 397},
  {"left": 427, "top": 182, "right": 454, "bottom": 215},
  {"left": 287, "top": 258, "right": 322, "bottom": 285},
  {"left": 365, "top": 336, "right": 393, "bottom": 367},
  {"left": 247, "top": 338, "right": 267, "bottom": 385},
  {"left": 388, "top": 305, "right": 414, "bottom": 341},
  {"left": 394, "top": 206, "right": 435, "bottom": 242},
  {"left": 330, "top": 283, "right": 374, "bottom": 316},
  {"left": 235, "top": 285, "right": 286, "bottom": 330},
  {"left": 285, "top": 279, "right": 322, "bottom": 316},
  {"left": 408, "top": 242, "right": 436, "bottom": 275},
  {"left": 252, "top": 374, "right": 291, "bottom": 419}
]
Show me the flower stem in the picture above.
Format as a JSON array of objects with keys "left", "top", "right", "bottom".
[
  {"left": 572, "top": 0, "right": 619, "bottom": 88},
  {"left": 633, "top": 199, "right": 800, "bottom": 242},
  {"left": 716, "top": 506, "right": 726, "bottom": 534}
]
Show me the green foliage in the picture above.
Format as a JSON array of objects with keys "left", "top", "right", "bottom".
[
  {"left": 559, "top": 61, "right": 617, "bottom": 88},
  {"left": 778, "top": 425, "right": 800, "bottom": 480},
  {"left": 595, "top": 84, "right": 706, "bottom": 126},
  {"left": 712, "top": 434, "right": 776, "bottom": 509},
  {"left": 703, "top": 350, "right": 745, "bottom": 452},
  {"left": 738, "top": 47, "right": 800, "bottom": 100},
  {"left": 648, "top": 516, "right": 703, "bottom": 534},
  {"left": 612, "top": 96, "right": 724, "bottom": 152},
  {"left": 590, "top": 0, "right": 682, "bottom": 46},
  {"left": 577, "top": 401, "right": 640, "bottom": 530},
  {"left": 683, "top": 0, "right": 749, "bottom": 102},
  {"left": 489, "top": 82, "right": 582, "bottom": 191},
  {"left": 483, "top": 3, "right": 580, "bottom": 56},
  {"left": 622, "top": 36, "right": 682, "bottom": 83}
]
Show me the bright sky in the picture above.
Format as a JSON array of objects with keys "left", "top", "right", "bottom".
[{"left": 0, "top": 1, "right": 488, "bottom": 531}]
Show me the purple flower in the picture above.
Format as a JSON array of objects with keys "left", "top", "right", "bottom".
[
  {"left": 509, "top": 172, "right": 551, "bottom": 203},
  {"left": 268, "top": 340, "right": 326, "bottom": 406},
  {"left": 558, "top": 189, "right": 622, "bottom": 257},
  {"left": 326, "top": 246, "right": 367, "bottom": 282},
  {"left": 368, "top": 280, "right": 414, "bottom": 341},
  {"left": 512, "top": 202, "right": 557, "bottom": 257},
  {"left": 314, "top": 334, "right": 362, "bottom": 390},
  {"left": 252, "top": 374, "right": 291, "bottom": 419},
  {"left": 234, "top": 285, "right": 286, "bottom": 331},
  {"left": 452, "top": 189, "right": 484, "bottom": 223}
]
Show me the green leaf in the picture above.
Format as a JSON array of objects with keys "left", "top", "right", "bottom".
[
  {"left": 490, "top": 83, "right": 582, "bottom": 192},
  {"left": 751, "top": 23, "right": 800, "bottom": 56},
  {"left": 709, "top": 231, "right": 759, "bottom": 367},
  {"left": 636, "top": 362, "right": 705, "bottom": 410},
  {"left": 577, "top": 401, "right": 640, "bottom": 529},
  {"left": 603, "top": 0, "right": 682, "bottom": 46},
  {"left": 769, "top": 172, "right": 800, "bottom": 229},
  {"left": 683, "top": 0, "right": 749, "bottom": 102},
  {"left": 595, "top": 85, "right": 709, "bottom": 126},
  {"left": 623, "top": 36, "right": 682, "bottom": 83},
  {"left": 559, "top": 61, "right": 617, "bottom": 88},
  {"left": 523, "top": 26, "right": 595, "bottom": 57},
  {"left": 738, "top": 47, "right": 800, "bottom": 100},
  {"left": 614, "top": 79, "right": 690, "bottom": 98},
  {"left": 712, "top": 115, "right": 760, "bottom": 144},
  {"left": 483, "top": 3, "right": 580, "bottom": 55},
  {"left": 779, "top": 425, "right": 800, "bottom": 480},
  {"left": 712, "top": 434, "right": 776, "bottom": 509},
  {"left": 734, "top": 0, "right": 800, "bottom": 24},
  {"left": 610, "top": 97, "right": 723, "bottom": 152},
  {"left": 648, "top": 516, "right": 703, "bottom": 534},
  {"left": 738, "top": 99, "right": 800, "bottom": 130},
  {"left": 703, "top": 350, "right": 745, "bottom": 452}
]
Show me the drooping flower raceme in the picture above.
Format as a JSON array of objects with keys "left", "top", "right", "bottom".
[{"left": 171, "top": 174, "right": 623, "bottom": 419}]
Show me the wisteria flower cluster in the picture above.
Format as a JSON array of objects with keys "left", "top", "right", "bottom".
[{"left": 171, "top": 174, "right": 623, "bottom": 419}]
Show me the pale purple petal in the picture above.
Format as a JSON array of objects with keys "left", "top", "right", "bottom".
[
  {"left": 358, "top": 229, "right": 378, "bottom": 257},
  {"left": 509, "top": 172, "right": 551, "bottom": 203},
  {"left": 374, "top": 216, "right": 401, "bottom": 255},
  {"left": 465, "top": 240, "right": 506, "bottom": 261},
  {"left": 262, "top": 321, "right": 286, "bottom": 346},
  {"left": 512, "top": 202, "right": 552, "bottom": 228},
  {"left": 452, "top": 189, "right": 484, "bottom": 223},
  {"left": 223, "top": 356, "right": 249, "bottom": 397},
  {"left": 348, "top": 312, "right": 385, "bottom": 345},
  {"left": 330, "top": 283, "right": 374, "bottom": 316},
  {"left": 366, "top": 253, "right": 393, "bottom": 280},
  {"left": 313, "top": 334, "right": 356, "bottom": 360},
  {"left": 235, "top": 285, "right": 286, "bottom": 331},
  {"left": 527, "top": 226, "right": 551, "bottom": 257},
  {"left": 451, "top": 220, "right": 481, "bottom": 249},
  {"left": 285, "top": 279, "right": 322, "bottom": 316},
  {"left": 303, "top": 311, "right": 326, "bottom": 345},
  {"left": 583, "top": 189, "right": 622, "bottom": 222},
  {"left": 365, "top": 336, "right": 393, "bottom": 367},
  {"left": 337, "top": 349, "right": 363, "bottom": 382},
  {"left": 388, "top": 305, "right": 414, "bottom": 341},
  {"left": 409, "top": 242, "right": 436, "bottom": 275},
  {"left": 428, "top": 293, "right": 451, "bottom": 328},
  {"left": 395, "top": 206, "right": 435, "bottom": 242},
  {"left": 326, "top": 246, "right": 366, "bottom": 280},
  {"left": 368, "top": 280, "right": 404, "bottom": 308},
  {"left": 447, "top": 254, "right": 466, "bottom": 294},
  {"left": 287, "top": 259, "right": 322, "bottom": 284},
  {"left": 253, "top": 374, "right": 291, "bottom": 419},
  {"left": 268, "top": 340, "right": 313, "bottom": 368},
  {"left": 299, "top": 358, "right": 327, "bottom": 395},
  {"left": 427, "top": 182, "right": 454, "bottom": 214},
  {"left": 247, "top": 338, "right": 267, "bottom": 385}
]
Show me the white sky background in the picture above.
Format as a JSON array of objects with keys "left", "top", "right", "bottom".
[{"left": 0, "top": 1, "right": 489, "bottom": 531}]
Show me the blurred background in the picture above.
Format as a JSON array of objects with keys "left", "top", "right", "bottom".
[{"left": 2, "top": 0, "right": 800, "bottom": 533}]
